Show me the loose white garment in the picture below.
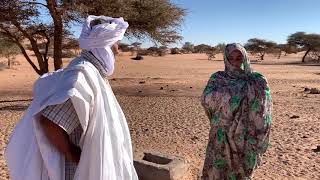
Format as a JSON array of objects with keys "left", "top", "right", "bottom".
[
  {"left": 79, "top": 15, "right": 129, "bottom": 76},
  {"left": 5, "top": 57, "right": 139, "bottom": 180}
]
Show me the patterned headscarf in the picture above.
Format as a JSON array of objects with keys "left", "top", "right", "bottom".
[{"left": 224, "top": 43, "right": 252, "bottom": 77}]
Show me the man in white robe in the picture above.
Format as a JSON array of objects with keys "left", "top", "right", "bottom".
[{"left": 5, "top": 15, "right": 139, "bottom": 180}]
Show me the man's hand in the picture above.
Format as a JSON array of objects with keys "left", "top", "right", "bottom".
[
  {"left": 67, "top": 144, "right": 82, "bottom": 164},
  {"left": 112, "top": 42, "right": 120, "bottom": 55},
  {"left": 40, "top": 115, "right": 81, "bottom": 164}
]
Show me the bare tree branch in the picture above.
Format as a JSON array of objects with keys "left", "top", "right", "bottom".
[
  {"left": 11, "top": 20, "right": 46, "bottom": 70},
  {"left": 20, "top": 1, "right": 48, "bottom": 8},
  {"left": 33, "top": 29, "right": 50, "bottom": 64},
  {"left": 0, "top": 25, "right": 41, "bottom": 74}
]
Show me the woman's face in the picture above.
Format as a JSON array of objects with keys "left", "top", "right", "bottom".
[{"left": 228, "top": 50, "right": 243, "bottom": 69}]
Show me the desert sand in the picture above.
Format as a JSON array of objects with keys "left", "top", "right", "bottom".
[{"left": 0, "top": 52, "right": 319, "bottom": 180}]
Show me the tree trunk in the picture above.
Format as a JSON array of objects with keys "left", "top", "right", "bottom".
[
  {"left": 14, "top": 40, "right": 43, "bottom": 75},
  {"left": 47, "top": 0, "right": 63, "bottom": 70},
  {"left": 302, "top": 48, "right": 311, "bottom": 63},
  {"left": 11, "top": 22, "right": 47, "bottom": 74},
  {"left": 261, "top": 53, "right": 265, "bottom": 60},
  {"left": 42, "top": 30, "right": 50, "bottom": 73},
  {"left": 7, "top": 57, "right": 11, "bottom": 69},
  {"left": 53, "top": 24, "right": 63, "bottom": 70},
  {"left": 277, "top": 51, "right": 281, "bottom": 59}
]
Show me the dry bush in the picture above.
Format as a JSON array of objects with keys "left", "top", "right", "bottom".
[
  {"left": 61, "top": 50, "right": 78, "bottom": 58},
  {"left": 0, "top": 61, "right": 6, "bottom": 71}
]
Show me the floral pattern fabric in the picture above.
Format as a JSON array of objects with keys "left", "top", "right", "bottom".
[{"left": 201, "top": 43, "right": 272, "bottom": 180}]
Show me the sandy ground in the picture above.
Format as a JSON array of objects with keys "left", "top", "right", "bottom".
[{"left": 0, "top": 52, "right": 319, "bottom": 180}]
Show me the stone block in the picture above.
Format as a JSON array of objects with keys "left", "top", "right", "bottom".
[{"left": 134, "top": 152, "right": 189, "bottom": 180}]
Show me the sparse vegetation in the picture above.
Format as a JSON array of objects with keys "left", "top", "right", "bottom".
[
  {"left": 0, "top": 0, "right": 186, "bottom": 75},
  {"left": 182, "top": 42, "right": 194, "bottom": 54},
  {"left": 206, "top": 43, "right": 226, "bottom": 60},
  {"left": 171, "top": 47, "right": 182, "bottom": 55},
  {"left": 0, "top": 37, "right": 20, "bottom": 69},
  {"left": 245, "top": 38, "right": 277, "bottom": 60},
  {"left": 276, "top": 44, "right": 298, "bottom": 59},
  {"left": 287, "top": 32, "right": 320, "bottom": 62}
]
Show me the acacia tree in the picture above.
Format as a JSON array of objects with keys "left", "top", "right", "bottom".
[
  {"left": 182, "top": 42, "right": 194, "bottom": 53},
  {"left": 245, "top": 38, "right": 277, "bottom": 60},
  {"left": 63, "top": 37, "right": 80, "bottom": 56},
  {"left": 131, "top": 42, "right": 142, "bottom": 56},
  {"left": 206, "top": 47, "right": 216, "bottom": 60},
  {"left": 171, "top": 47, "right": 181, "bottom": 54},
  {"left": 0, "top": 38, "right": 21, "bottom": 68},
  {"left": 287, "top": 32, "right": 320, "bottom": 62},
  {"left": 308, "top": 47, "right": 320, "bottom": 61},
  {"left": 215, "top": 43, "right": 226, "bottom": 54},
  {"left": 276, "top": 44, "right": 298, "bottom": 59},
  {"left": 205, "top": 43, "right": 226, "bottom": 60},
  {"left": 194, "top": 44, "right": 211, "bottom": 53},
  {"left": 118, "top": 43, "right": 130, "bottom": 52},
  {"left": 0, "top": 0, "right": 186, "bottom": 75}
]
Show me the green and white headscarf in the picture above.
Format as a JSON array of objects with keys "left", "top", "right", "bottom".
[{"left": 224, "top": 43, "right": 252, "bottom": 77}]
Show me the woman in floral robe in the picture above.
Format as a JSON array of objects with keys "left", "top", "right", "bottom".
[{"left": 201, "top": 43, "right": 272, "bottom": 180}]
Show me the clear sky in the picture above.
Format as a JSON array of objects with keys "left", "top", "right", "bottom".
[
  {"left": 68, "top": 0, "right": 320, "bottom": 47},
  {"left": 167, "top": 0, "right": 320, "bottom": 47}
]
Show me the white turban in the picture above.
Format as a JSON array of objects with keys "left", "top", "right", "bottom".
[{"left": 79, "top": 15, "right": 129, "bottom": 76}]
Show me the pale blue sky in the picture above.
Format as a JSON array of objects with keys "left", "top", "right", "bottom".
[
  {"left": 40, "top": 0, "right": 320, "bottom": 47},
  {"left": 167, "top": 0, "right": 320, "bottom": 47}
]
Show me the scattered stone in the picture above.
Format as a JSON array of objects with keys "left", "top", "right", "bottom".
[
  {"left": 310, "top": 88, "right": 320, "bottom": 94},
  {"left": 111, "top": 78, "right": 116, "bottom": 81},
  {"left": 144, "top": 128, "right": 149, "bottom": 132},
  {"left": 132, "top": 55, "right": 144, "bottom": 60},
  {"left": 290, "top": 115, "right": 300, "bottom": 119},
  {"left": 160, "top": 87, "right": 164, "bottom": 90},
  {"left": 282, "top": 160, "right": 289, "bottom": 165},
  {"left": 138, "top": 90, "right": 142, "bottom": 93},
  {"left": 139, "top": 81, "right": 146, "bottom": 84},
  {"left": 302, "top": 136, "right": 308, "bottom": 139},
  {"left": 312, "top": 146, "right": 320, "bottom": 153},
  {"left": 189, "top": 87, "right": 193, "bottom": 89},
  {"left": 170, "top": 90, "right": 176, "bottom": 92},
  {"left": 304, "top": 88, "right": 310, "bottom": 92},
  {"left": 134, "top": 152, "right": 189, "bottom": 180},
  {"left": 191, "top": 136, "right": 198, "bottom": 141}
]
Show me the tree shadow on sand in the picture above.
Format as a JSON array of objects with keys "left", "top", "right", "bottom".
[
  {"left": 251, "top": 61, "right": 320, "bottom": 67},
  {"left": 0, "top": 99, "right": 32, "bottom": 111},
  {"left": 196, "top": 59, "right": 224, "bottom": 61},
  {"left": 0, "top": 105, "right": 29, "bottom": 111},
  {"left": 0, "top": 99, "right": 33, "bottom": 103}
]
